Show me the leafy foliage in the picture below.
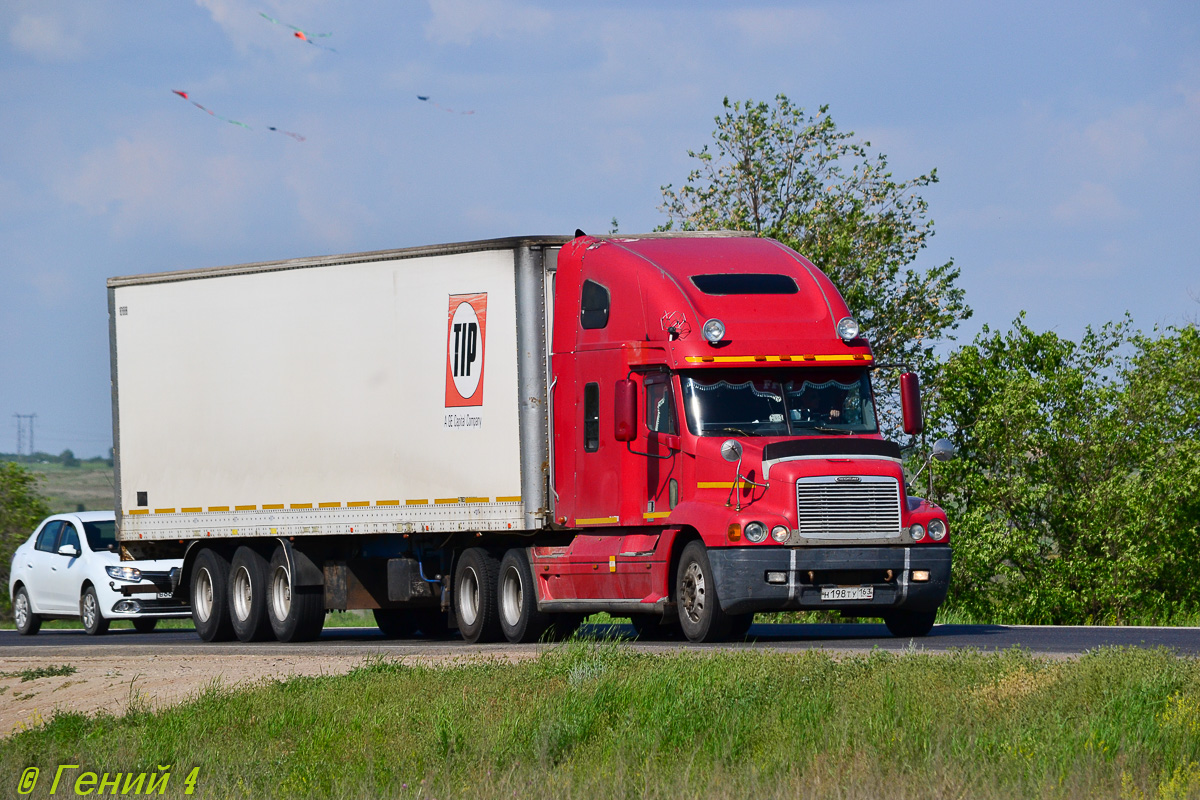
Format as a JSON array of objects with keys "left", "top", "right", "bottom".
[
  {"left": 0, "top": 462, "right": 49, "bottom": 619},
  {"left": 928, "top": 319, "right": 1200, "bottom": 624},
  {"left": 659, "top": 95, "right": 971, "bottom": 388}
]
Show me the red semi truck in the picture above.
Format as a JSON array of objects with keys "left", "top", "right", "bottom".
[{"left": 108, "top": 232, "right": 951, "bottom": 644}]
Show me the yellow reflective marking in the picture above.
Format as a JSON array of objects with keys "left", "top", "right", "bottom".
[
  {"left": 643, "top": 511, "right": 671, "bottom": 519},
  {"left": 319, "top": 502, "right": 341, "bottom": 508},
  {"left": 208, "top": 506, "right": 229, "bottom": 512},
  {"left": 263, "top": 504, "right": 284, "bottom": 510},
  {"left": 576, "top": 516, "right": 619, "bottom": 525},
  {"left": 376, "top": 500, "right": 400, "bottom": 506},
  {"left": 496, "top": 495, "right": 522, "bottom": 503},
  {"left": 434, "top": 498, "right": 460, "bottom": 505},
  {"left": 347, "top": 501, "right": 370, "bottom": 508},
  {"left": 128, "top": 509, "right": 149, "bottom": 515},
  {"left": 181, "top": 507, "right": 202, "bottom": 513},
  {"left": 290, "top": 503, "right": 313, "bottom": 509},
  {"left": 153, "top": 508, "right": 175, "bottom": 514},
  {"left": 235, "top": 504, "right": 256, "bottom": 511},
  {"left": 684, "top": 354, "right": 873, "bottom": 364},
  {"left": 463, "top": 496, "right": 489, "bottom": 503},
  {"left": 404, "top": 499, "right": 427, "bottom": 506},
  {"left": 697, "top": 481, "right": 753, "bottom": 489}
]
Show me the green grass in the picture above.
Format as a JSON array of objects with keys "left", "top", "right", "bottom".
[
  {"left": 0, "top": 664, "right": 76, "bottom": 682},
  {"left": 24, "top": 462, "right": 114, "bottom": 514},
  {"left": 1, "top": 644, "right": 1198, "bottom": 799}
]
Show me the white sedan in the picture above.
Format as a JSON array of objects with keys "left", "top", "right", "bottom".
[{"left": 9, "top": 510, "right": 189, "bottom": 635}]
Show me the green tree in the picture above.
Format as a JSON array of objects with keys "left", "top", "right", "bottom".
[
  {"left": 60, "top": 448, "right": 79, "bottom": 468},
  {"left": 927, "top": 318, "right": 1200, "bottom": 624},
  {"left": 659, "top": 96, "right": 970, "bottom": 390},
  {"left": 1, "top": 462, "right": 49, "bottom": 619}
]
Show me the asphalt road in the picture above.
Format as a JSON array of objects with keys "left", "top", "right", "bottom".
[{"left": 1, "top": 623, "right": 1197, "bottom": 658}]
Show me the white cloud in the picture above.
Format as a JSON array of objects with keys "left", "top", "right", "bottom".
[
  {"left": 721, "top": 7, "right": 833, "bottom": 48},
  {"left": 9, "top": 13, "right": 84, "bottom": 61},
  {"left": 1052, "top": 181, "right": 1130, "bottom": 225},
  {"left": 424, "top": 0, "right": 552, "bottom": 46}
]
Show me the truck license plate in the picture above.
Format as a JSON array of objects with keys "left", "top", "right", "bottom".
[{"left": 821, "top": 586, "right": 873, "bottom": 601}]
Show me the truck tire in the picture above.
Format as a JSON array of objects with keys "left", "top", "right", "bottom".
[
  {"left": 192, "top": 548, "right": 235, "bottom": 642},
  {"left": 883, "top": 610, "right": 936, "bottom": 638},
  {"left": 81, "top": 585, "right": 110, "bottom": 635},
  {"left": 372, "top": 608, "right": 417, "bottom": 638},
  {"left": 266, "top": 545, "right": 325, "bottom": 643},
  {"left": 676, "top": 541, "right": 731, "bottom": 643},
  {"left": 498, "top": 548, "right": 551, "bottom": 643},
  {"left": 454, "top": 547, "right": 502, "bottom": 643},
  {"left": 13, "top": 587, "right": 40, "bottom": 636},
  {"left": 413, "top": 608, "right": 451, "bottom": 639},
  {"left": 229, "top": 546, "right": 273, "bottom": 642}
]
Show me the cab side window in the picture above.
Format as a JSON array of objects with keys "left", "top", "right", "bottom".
[
  {"left": 580, "top": 280, "right": 610, "bottom": 330},
  {"left": 35, "top": 521, "right": 63, "bottom": 553},
  {"left": 583, "top": 382, "right": 600, "bottom": 452},
  {"left": 645, "top": 378, "right": 677, "bottom": 435}
]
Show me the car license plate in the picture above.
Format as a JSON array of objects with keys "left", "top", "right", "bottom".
[
  {"left": 821, "top": 586, "right": 873, "bottom": 601},
  {"left": 156, "top": 592, "right": 173, "bottom": 599}
]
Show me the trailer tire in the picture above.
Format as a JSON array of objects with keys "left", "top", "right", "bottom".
[
  {"left": 454, "top": 547, "right": 502, "bottom": 643},
  {"left": 676, "top": 541, "right": 731, "bottom": 643},
  {"left": 267, "top": 546, "right": 326, "bottom": 643},
  {"left": 191, "top": 548, "right": 235, "bottom": 642},
  {"left": 498, "top": 548, "right": 551, "bottom": 643},
  {"left": 373, "top": 608, "right": 417, "bottom": 638},
  {"left": 883, "top": 609, "right": 936, "bottom": 638},
  {"left": 229, "top": 547, "right": 274, "bottom": 642}
]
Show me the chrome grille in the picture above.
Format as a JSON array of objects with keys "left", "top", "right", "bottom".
[{"left": 795, "top": 476, "right": 901, "bottom": 539}]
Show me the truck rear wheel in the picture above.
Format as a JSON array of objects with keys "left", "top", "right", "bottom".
[
  {"left": 454, "top": 547, "right": 502, "bottom": 643},
  {"left": 883, "top": 609, "right": 936, "bottom": 638},
  {"left": 676, "top": 541, "right": 731, "bottom": 643},
  {"left": 191, "top": 548, "right": 235, "bottom": 642},
  {"left": 267, "top": 546, "right": 325, "bottom": 642},
  {"left": 230, "top": 546, "right": 273, "bottom": 642},
  {"left": 498, "top": 548, "right": 550, "bottom": 643}
]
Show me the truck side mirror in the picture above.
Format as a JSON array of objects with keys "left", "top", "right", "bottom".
[
  {"left": 614, "top": 379, "right": 637, "bottom": 442},
  {"left": 932, "top": 438, "right": 956, "bottom": 462},
  {"left": 900, "top": 372, "right": 923, "bottom": 436}
]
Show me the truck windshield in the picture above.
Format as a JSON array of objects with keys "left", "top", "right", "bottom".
[{"left": 680, "top": 369, "right": 878, "bottom": 436}]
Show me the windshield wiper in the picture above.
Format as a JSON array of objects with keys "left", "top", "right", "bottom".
[
  {"left": 794, "top": 424, "right": 852, "bottom": 435},
  {"left": 709, "top": 426, "right": 751, "bottom": 436}
]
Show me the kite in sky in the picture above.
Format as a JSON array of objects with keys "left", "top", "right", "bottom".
[
  {"left": 259, "top": 12, "right": 337, "bottom": 51},
  {"left": 173, "top": 91, "right": 305, "bottom": 142},
  {"left": 417, "top": 96, "right": 475, "bottom": 115}
]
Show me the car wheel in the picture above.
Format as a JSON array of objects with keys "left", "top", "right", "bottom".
[
  {"left": 13, "top": 587, "right": 40, "bottom": 636},
  {"left": 676, "top": 541, "right": 731, "bottom": 643},
  {"left": 191, "top": 548, "right": 235, "bottom": 642},
  {"left": 81, "top": 586, "right": 110, "bottom": 635},
  {"left": 266, "top": 545, "right": 325, "bottom": 643},
  {"left": 229, "top": 546, "right": 273, "bottom": 642},
  {"left": 132, "top": 618, "right": 158, "bottom": 634}
]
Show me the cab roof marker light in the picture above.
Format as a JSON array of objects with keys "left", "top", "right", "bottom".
[
  {"left": 703, "top": 318, "right": 725, "bottom": 343},
  {"left": 836, "top": 317, "right": 859, "bottom": 342}
]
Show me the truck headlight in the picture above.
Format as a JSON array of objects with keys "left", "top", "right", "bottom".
[
  {"left": 703, "top": 318, "right": 726, "bottom": 343},
  {"left": 106, "top": 565, "right": 142, "bottom": 582},
  {"left": 770, "top": 525, "right": 790, "bottom": 543},
  {"left": 909, "top": 524, "right": 925, "bottom": 542},
  {"left": 928, "top": 519, "right": 947, "bottom": 541},
  {"left": 836, "top": 317, "right": 860, "bottom": 342},
  {"left": 744, "top": 521, "right": 767, "bottom": 543}
]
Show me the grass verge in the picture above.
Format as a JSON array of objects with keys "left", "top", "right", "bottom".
[{"left": 1, "top": 644, "right": 1198, "bottom": 799}]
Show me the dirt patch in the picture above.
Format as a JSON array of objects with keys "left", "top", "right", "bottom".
[{"left": 0, "top": 653, "right": 405, "bottom": 736}]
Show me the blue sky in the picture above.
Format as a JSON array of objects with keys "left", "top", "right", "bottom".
[{"left": 2, "top": 1, "right": 1197, "bottom": 458}]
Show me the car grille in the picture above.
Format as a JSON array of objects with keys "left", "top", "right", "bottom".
[{"left": 795, "top": 476, "right": 901, "bottom": 539}]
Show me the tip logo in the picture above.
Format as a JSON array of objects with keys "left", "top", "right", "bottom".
[{"left": 445, "top": 293, "right": 487, "bottom": 407}]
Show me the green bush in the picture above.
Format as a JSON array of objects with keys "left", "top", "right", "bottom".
[{"left": 0, "top": 462, "right": 49, "bottom": 619}]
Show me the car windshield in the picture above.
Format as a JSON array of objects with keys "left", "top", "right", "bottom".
[
  {"left": 83, "top": 520, "right": 118, "bottom": 552},
  {"left": 680, "top": 368, "right": 878, "bottom": 436}
]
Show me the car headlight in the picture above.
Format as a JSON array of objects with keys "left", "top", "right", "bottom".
[
  {"left": 909, "top": 524, "right": 926, "bottom": 542},
  {"left": 928, "top": 519, "right": 947, "bottom": 541},
  {"left": 744, "top": 521, "right": 767, "bottom": 543},
  {"left": 770, "top": 525, "right": 790, "bottom": 543},
  {"left": 106, "top": 565, "right": 142, "bottom": 582}
]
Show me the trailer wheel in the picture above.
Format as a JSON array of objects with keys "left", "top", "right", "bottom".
[
  {"left": 267, "top": 546, "right": 326, "bottom": 643},
  {"left": 372, "top": 608, "right": 416, "bottom": 638},
  {"left": 883, "top": 609, "right": 936, "bottom": 638},
  {"left": 676, "top": 541, "right": 731, "bottom": 643},
  {"left": 229, "top": 547, "right": 274, "bottom": 642},
  {"left": 454, "top": 548, "right": 502, "bottom": 643},
  {"left": 191, "top": 548, "right": 235, "bottom": 642},
  {"left": 498, "top": 548, "right": 550, "bottom": 643}
]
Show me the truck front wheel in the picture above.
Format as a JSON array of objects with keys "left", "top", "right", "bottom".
[
  {"left": 191, "top": 548, "right": 235, "bottom": 642},
  {"left": 454, "top": 547, "right": 502, "bottom": 643},
  {"left": 266, "top": 546, "right": 325, "bottom": 643},
  {"left": 883, "top": 609, "right": 936, "bottom": 638},
  {"left": 676, "top": 541, "right": 731, "bottom": 643}
]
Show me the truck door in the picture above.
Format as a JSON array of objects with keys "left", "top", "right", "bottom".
[
  {"left": 640, "top": 371, "right": 681, "bottom": 519},
  {"left": 571, "top": 366, "right": 623, "bottom": 525}
]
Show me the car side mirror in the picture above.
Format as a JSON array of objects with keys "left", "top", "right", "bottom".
[
  {"left": 58, "top": 544, "right": 80, "bottom": 558},
  {"left": 900, "top": 372, "right": 923, "bottom": 436},
  {"left": 614, "top": 379, "right": 637, "bottom": 442}
]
